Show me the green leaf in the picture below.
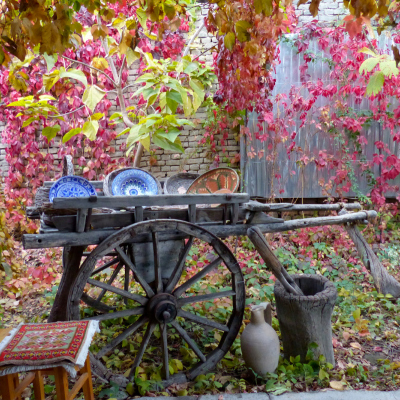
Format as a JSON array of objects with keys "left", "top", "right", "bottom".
[
  {"left": 143, "top": 87, "right": 160, "bottom": 101},
  {"left": 126, "top": 48, "right": 140, "bottom": 67},
  {"left": 22, "top": 117, "right": 37, "bottom": 128},
  {"left": 189, "top": 79, "right": 204, "bottom": 99},
  {"left": 42, "top": 124, "right": 61, "bottom": 141},
  {"left": 135, "top": 73, "right": 156, "bottom": 84},
  {"left": 140, "top": 134, "right": 151, "bottom": 152},
  {"left": 224, "top": 32, "right": 236, "bottom": 51},
  {"left": 366, "top": 71, "right": 385, "bottom": 96},
  {"left": 127, "top": 124, "right": 149, "bottom": 147},
  {"left": 176, "top": 118, "right": 195, "bottom": 127},
  {"left": 254, "top": 0, "right": 273, "bottom": 15},
  {"left": 136, "top": 8, "right": 148, "bottom": 29},
  {"left": 59, "top": 69, "right": 87, "bottom": 86},
  {"left": 159, "top": 92, "right": 167, "bottom": 111},
  {"left": 183, "top": 62, "right": 199, "bottom": 75},
  {"left": 359, "top": 57, "right": 380, "bottom": 74},
  {"left": 0, "top": 48, "right": 5, "bottom": 65},
  {"left": 116, "top": 127, "right": 130, "bottom": 137},
  {"left": 153, "top": 135, "right": 184, "bottom": 153},
  {"left": 132, "top": 82, "right": 156, "bottom": 98},
  {"left": 176, "top": 86, "right": 192, "bottom": 116},
  {"left": 379, "top": 60, "right": 399, "bottom": 78},
  {"left": 82, "top": 85, "right": 106, "bottom": 112},
  {"left": 319, "top": 369, "right": 329, "bottom": 380},
  {"left": 359, "top": 47, "right": 377, "bottom": 57},
  {"left": 39, "top": 95, "right": 57, "bottom": 101},
  {"left": 155, "top": 127, "right": 181, "bottom": 142},
  {"left": 126, "top": 383, "right": 135, "bottom": 396},
  {"left": 109, "top": 112, "right": 122, "bottom": 120},
  {"left": 82, "top": 120, "right": 99, "bottom": 141},
  {"left": 235, "top": 20, "right": 252, "bottom": 42},
  {"left": 62, "top": 127, "right": 81, "bottom": 143},
  {"left": 43, "top": 52, "right": 58, "bottom": 72}
]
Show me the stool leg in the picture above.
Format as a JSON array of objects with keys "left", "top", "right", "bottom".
[
  {"left": 32, "top": 371, "right": 45, "bottom": 400},
  {"left": 0, "top": 374, "right": 16, "bottom": 400},
  {"left": 13, "top": 374, "right": 22, "bottom": 400},
  {"left": 53, "top": 367, "right": 69, "bottom": 400},
  {"left": 81, "top": 356, "right": 94, "bottom": 400}
]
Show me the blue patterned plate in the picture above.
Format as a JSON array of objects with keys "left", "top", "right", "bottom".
[
  {"left": 112, "top": 169, "right": 159, "bottom": 196},
  {"left": 49, "top": 176, "right": 97, "bottom": 202}
]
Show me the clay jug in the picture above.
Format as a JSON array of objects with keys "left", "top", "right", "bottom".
[{"left": 240, "top": 302, "right": 280, "bottom": 376}]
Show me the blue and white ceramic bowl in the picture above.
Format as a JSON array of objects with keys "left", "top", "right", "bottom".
[
  {"left": 111, "top": 169, "right": 159, "bottom": 196},
  {"left": 49, "top": 176, "right": 97, "bottom": 202}
]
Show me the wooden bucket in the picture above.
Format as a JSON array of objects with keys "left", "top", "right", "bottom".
[{"left": 274, "top": 274, "right": 337, "bottom": 365}]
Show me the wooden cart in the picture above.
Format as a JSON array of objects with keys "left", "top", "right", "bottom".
[{"left": 23, "top": 178, "right": 376, "bottom": 386}]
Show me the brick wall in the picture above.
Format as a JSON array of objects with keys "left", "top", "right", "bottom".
[
  {"left": 297, "top": 0, "right": 346, "bottom": 24},
  {"left": 0, "top": 2, "right": 346, "bottom": 180}
]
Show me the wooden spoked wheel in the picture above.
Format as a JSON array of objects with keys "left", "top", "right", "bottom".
[{"left": 67, "top": 219, "right": 245, "bottom": 384}]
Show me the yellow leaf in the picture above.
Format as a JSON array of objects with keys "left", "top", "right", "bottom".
[
  {"left": 350, "top": 342, "right": 362, "bottom": 350},
  {"left": 330, "top": 381, "right": 346, "bottom": 391},
  {"left": 92, "top": 57, "right": 109, "bottom": 70}
]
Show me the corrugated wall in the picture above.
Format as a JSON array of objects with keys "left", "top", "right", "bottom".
[{"left": 241, "top": 35, "right": 400, "bottom": 199}]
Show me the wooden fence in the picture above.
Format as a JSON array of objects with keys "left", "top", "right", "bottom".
[{"left": 241, "top": 34, "right": 400, "bottom": 199}]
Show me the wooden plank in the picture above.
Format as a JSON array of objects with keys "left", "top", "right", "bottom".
[
  {"left": 188, "top": 204, "right": 196, "bottom": 223},
  {"left": 76, "top": 208, "right": 88, "bottom": 233},
  {"left": 52, "top": 193, "right": 250, "bottom": 209},
  {"left": 135, "top": 206, "right": 143, "bottom": 222},
  {"left": 243, "top": 201, "right": 361, "bottom": 212},
  {"left": 23, "top": 211, "right": 377, "bottom": 249},
  {"left": 52, "top": 208, "right": 248, "bottom": 232},
  {"left": 48, "top": 246, "right": 85, "bottom": 322}
]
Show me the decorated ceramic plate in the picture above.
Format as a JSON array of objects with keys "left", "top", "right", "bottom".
[
  {"left": 186, "top": 167, "right": 239, "bottom": 194},
  {"left": 112, "top": 169, "right": 159, "bottom": 196},
  {"left": 49, "top": 176, "right": 97, "bottom": 202}
]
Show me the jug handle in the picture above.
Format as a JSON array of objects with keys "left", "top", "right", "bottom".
[{"left": 259, "top": 302, "right": 272, "bottom": 325}]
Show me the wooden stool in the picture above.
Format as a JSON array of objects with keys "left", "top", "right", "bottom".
[{"left": 0, "top": 355, "right": 94, "bottom": 400}]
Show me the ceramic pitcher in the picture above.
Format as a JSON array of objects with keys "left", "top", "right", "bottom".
[{"left": 240, "top": 302, "right": 280, "bottom": 376}]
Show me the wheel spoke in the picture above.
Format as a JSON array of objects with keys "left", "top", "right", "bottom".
[
  {"left": 81, "top": 293, "right": 115, "bottom": 313},
  {"left": 115, "top": 245, "right": 155, "bottom": 298},
  {"left": 85, "top": 306, "right": 145, "bottom": 321},
  {"left": 128, "top": 321, "right": 157, "bottom": 379},
  {"left": 87, "top": 278, "right": 148, "bottom": 305},
  {"left": 170, "top": 320, "right": 206, "bottom": 362},
  {"left": 177, "top": 290, "right": 236, "bottom": 306},
  {"left": 164, "top": 237, "right": 193, "bottom": 293},
  {"left": 161, "top": 323, "right": 169, "bottom": 380},
  {"left": 152, "top": 232, "right": 162, "bottom": 293},
  {"left": 96, "top": 315, "right": 149, "bottom": 359},
  {"left": 90, "top": 258, "right": 120, "bottom": 277},
  {"left": 173, "top": 256, "right": 222, "bottom": 298},
  {"left": 124, "top": 265, "right": 130, "bottom": 305},
  {"left": 177, "top": 309, "right": 229, "bottom": 332},
  {"left": 96, "top": 262, "right": 123, "bottom": 302}
]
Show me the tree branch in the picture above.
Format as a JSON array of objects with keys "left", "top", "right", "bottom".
[
  {"left": 62, "top": 55, "right": 117, "bottom": 86},
  {"left": 97, "top": 15, "right": 143, "bottom": 167},
  {"left": 182, "top": 19, "right": 205, "bottom": 58}
]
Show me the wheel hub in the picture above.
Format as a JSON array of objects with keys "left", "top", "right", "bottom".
[{"left": 146, "top": 293, "right": 177, "bottom": 323}]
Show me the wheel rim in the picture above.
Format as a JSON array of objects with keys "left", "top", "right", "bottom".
[{"left": 67, "top": 219, "right": 245, "bottom": 383}]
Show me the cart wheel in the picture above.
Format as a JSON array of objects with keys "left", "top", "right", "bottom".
[{"left": 67, "top": 219, "right": 245, "bottom": 385}]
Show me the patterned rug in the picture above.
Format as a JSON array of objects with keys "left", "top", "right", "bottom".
[{"left": 0, "top": 321, "right": 99, "bottom": 376}]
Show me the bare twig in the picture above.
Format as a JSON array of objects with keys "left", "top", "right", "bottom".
[
  {"left": 193, "top": 45, "right": 216, "bottom": 61},
  {"left": 62, "top": 55, "right": 116, "bottom": 86},
  {"left": 49, "top": 105, "right": 85, "bottom": 118}
]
